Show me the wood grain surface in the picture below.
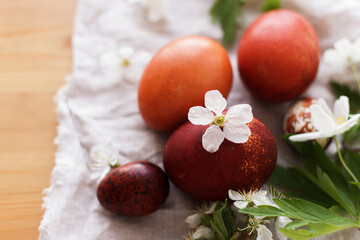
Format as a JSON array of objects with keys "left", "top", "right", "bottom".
[{"left": 0, "top": 0, "right": 76, "bottom": 239}]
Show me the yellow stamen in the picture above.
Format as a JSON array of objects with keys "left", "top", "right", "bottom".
[
  {"left": 336, "top": 117, "right": 346, "bottom": 125},
  {"left": 122, "top": 58, "right": 130, "bottom": 67},
  {"left": 211, "top": 115, "right": 226, "bottom": 127}
]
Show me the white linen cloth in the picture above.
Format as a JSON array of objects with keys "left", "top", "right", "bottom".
[{"left": 39, "top": 0, "right": 360, "bottom": 239}]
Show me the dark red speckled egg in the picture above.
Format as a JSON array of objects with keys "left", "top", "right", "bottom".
[
  {"left": 163, "top": 117, "right": 277, "bottom": 201},
  {"left": 97, "top": 161, "right": 169, "bottom": 216}
]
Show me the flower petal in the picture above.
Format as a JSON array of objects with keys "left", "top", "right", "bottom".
[
  {"left": 118, "top": 46, "right": 135, "bottom": 59},
  {"left": 202, "top": 126, "right": 225, "bottom": 153},
  {"left": 147, "top": 0, "right": 166, "bottom": 22},
  {"left": 234, "top": 201, "right": 248, "bottom": 209},
  {"left": 204, "top": 202, "right": 216, "bottom": 214},
  {"left": 204, "top": 90, "right": 227, "bottom": 115},
  {"left": 275, "top": 216, "right": 292, "bottom": 240},
  {"left": 310, "top": 104, "right": 337, "bottom": 135},
  {"left": 223, "top": 122, "right": 251, "bottom": 144},
  {"left": 316, "top": 98, "right": 333, "bottom": 118},
  {"left": 188, "top": 106, "right": 214, "bottom": 125},
  {"left": 257, "top": 225, "right": 273, "bottom": 240},
  {"left": 289, "top": 131, "right": 328, "bottom": 142},
  {"left": 323, "top": 49, "right": 346, "bottom": 66},
  {"left": 334, "top": 114, "right": 360, "bottom": 135},
  {"left": 333, "top": 96, "right": 349, "bottom": 122},
  {"left": 226, "top": 104, "right": 253, "bottom": 124},
  {"left": 185, "top": 213, "right": 202, "bottom": 229},
  {"left": 228, "top": 190, "right": 244, "bottom": 201},
  {"left": 334, "top": 38, "right": 353, "bottom": 60},
  {"left": 124, "top": 65, "right": 143, "bottom": 82},
  {"left": 253, "top": 191, "right": 273, "bottom": 206},
  {"left": 99, "top": 52, "right": 121, "bottom": 68},
  {"left": 192, "top": 226, "right": 215, "bottom": 240},
  {"left": 352, "top": 38, "right": 360, "bottom": 63},
  {"left": 131, "top": 50, "right": 152, "bottom": 66}
]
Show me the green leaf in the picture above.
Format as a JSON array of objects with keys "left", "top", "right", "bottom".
[
  {"left": 201, "top": 213, "right": 212, "bottom": 227},
  {"left": 269, "top": 165, "right": 300, "bottom": 188},
  {"left": 238, "top": 205, "right": 286, "bottom": 217},
  {"left": 280, "top": 221, "right": 356, "bottom": 240},
  {"left": 295, "top": 167, "right": 357, "bottom": 218},
  {"left": 280, "top": 217, "right": 358, "bottom": 240},
  {"left": 209, "top": 0, "right": 245, "bottom": 47},
  {"left": 269, "top": 165, "right": 337, "bottom": 207},
  {"left": 322, "top": 217, "right": 358, "bottom": 227},
  {"left": 262, "top": 0, "right": 281, "bottom": 12},
  {"left": 240, "top": 198, "right": 359, "bottom": 240},
  {"left": 329, "top": 205, "right": 347, "bottom": 216},
  {"left": 273, "top": 198, "right": 340, "bottom": 222},
  {"left": 349, "top": 181, "right": 360, "bottom": 186},
  {"left": 342, "top": 149, "right": 360, "bottom": 182},
  {"left": 330, "top": 81, "right": 360, "bottom": 113},
  {"left": 285, "top": 220, "right": 309, "bottom": 229},
  {"left": 289, "top": 141, "right": 346, "bottom": 186},
  {"left": 211, "top": 200, "right": 234, "bottom": 240},
  {"left": 210, "top": 220, "right": 226, "bottom": 240}
]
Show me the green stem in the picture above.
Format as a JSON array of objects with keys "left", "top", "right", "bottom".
[
  {"left": 348, "top": 58, "right": 360, "bottom": 93},
  {"left": 334, "top": 135, "right": 359, "bottom": 184}
]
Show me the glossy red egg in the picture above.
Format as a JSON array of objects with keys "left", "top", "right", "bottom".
[
  {"left": 138, "top": 36, "right": 233, "bottom": 132},
  {"left": 237, "top": 9, "right": 320, "bottom": 102},
  {"left": 163, "top": 117, "right": 277, "bottom": 201},
  {"left": 97, "top": 161, "right": 169, "bottom": 216}
]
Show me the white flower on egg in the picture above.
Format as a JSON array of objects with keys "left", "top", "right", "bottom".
[
  {"left": 188, "top": 90, "right": 253, "bottom": 153},
  {"left": 289, "top": 96, "right": 360, "bottom": 142},
  {"left": 100, "top": 45, "right": 152, "bottom": 82}
]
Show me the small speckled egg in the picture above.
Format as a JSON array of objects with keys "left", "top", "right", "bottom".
[
  {"left": 284, "top": 97, "right": 331, "bottom": 147},
  {"left": 97, "top": 161, "right": 169, "bottom": 217}
]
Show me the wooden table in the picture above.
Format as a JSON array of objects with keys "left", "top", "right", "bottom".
[{"left": 0, "top": 0, "right": 76, "bottom": 238}]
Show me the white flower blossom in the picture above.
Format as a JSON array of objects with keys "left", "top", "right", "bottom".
[
  {"left": 229, "top": 189, "right": 273, "bottom": 209},
  {"left": 192, "top": 226, "right": 215, "bottom": 240},
  {"left": 275, "top": 216, "right": 292, "bottom": 240},
  {"left": 323, "top": 38, "right": 360, "bottom": 88},
  {"left": 256, "top": 224, "right": 273, "bottom": 240},
  {"left": 185, "top": 202, "right": 216, "bottom": 229},
  {"left": 100, "top": 45, "right": 152, "bottom": 82},
  {"left": 188, "top": 90, "right": 253, "bottom": 153},
  {"left": 246, "top": 217, "right": 272, "bottom": 240},
  {"left": 89, "top": 141, "right": 120, "bottom": 182},
  {"left": 289, "top": 96, "right": 360, "bottom": 142},
  {"left": 128, "top": 0, "right": 166, "bottom": 22},
  {"left": 323, "top": 38, "right": 360, "bottom": 66}
]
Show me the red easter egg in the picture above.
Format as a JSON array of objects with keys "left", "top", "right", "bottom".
[
  {"left": 163, "top": 117, "right": 277, "bottom": 201},
  {"left": 237, "top": 9, "right": 320, "bottom": 102},
  {"left": 138, "top": 36, "right": 233, "bottom": 132},
  {"left": 97, "top": 161, "right": 169, "bottom": 216}
]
